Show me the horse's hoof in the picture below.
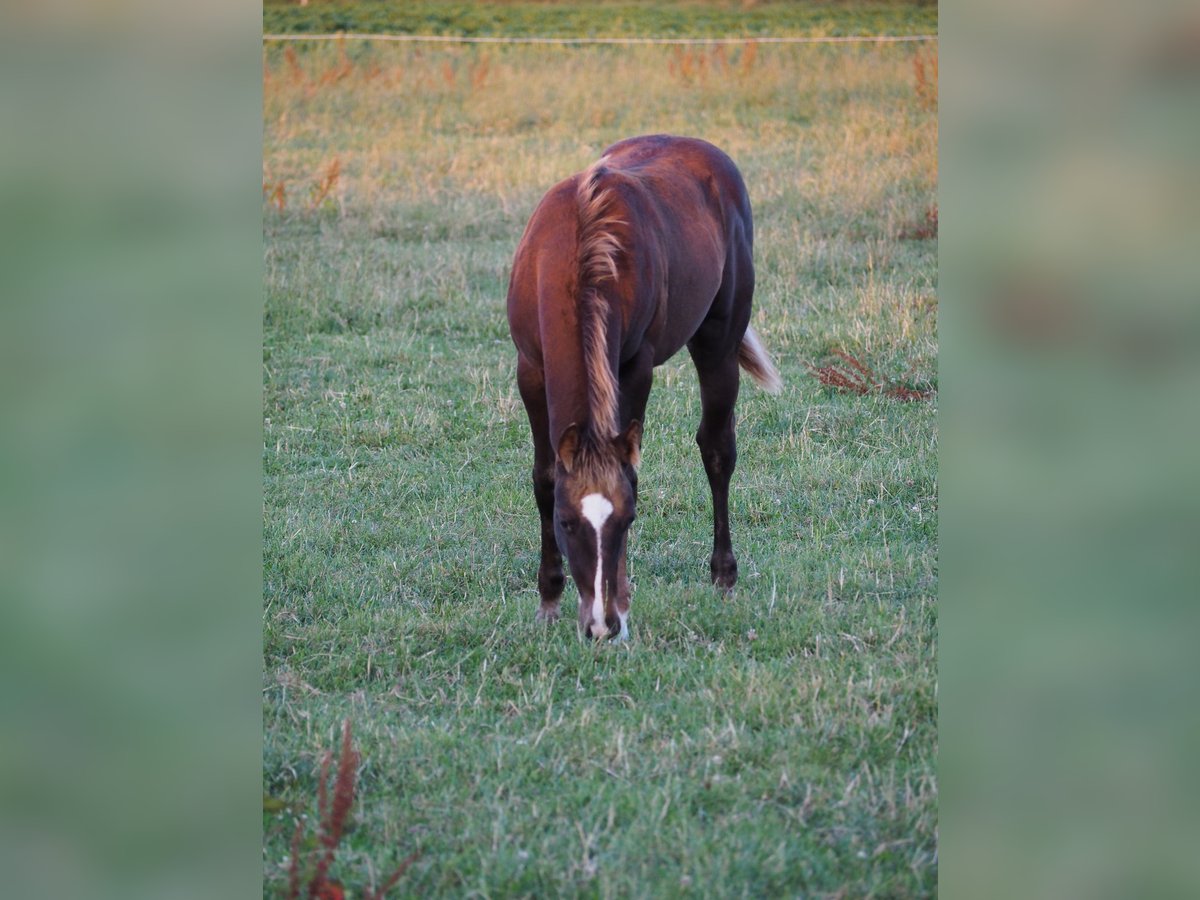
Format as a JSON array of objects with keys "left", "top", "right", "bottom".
[
  {"left": 711, "top": 557, "right": 738, "bottom": 592},
  {"left": 535, "top": 605, "right": 560, "bottom": 623}
]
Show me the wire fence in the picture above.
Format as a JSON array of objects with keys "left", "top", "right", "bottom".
[{"left": 262, "top": 32, "right": 937, "bottom": 46}]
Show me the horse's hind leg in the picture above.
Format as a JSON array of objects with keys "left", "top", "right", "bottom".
[
  {"left": 517, "top": 357, "right": 564, "bottom": 621},
  {"left": 688, "top": 343, "right": 742, "bottom": 591}
]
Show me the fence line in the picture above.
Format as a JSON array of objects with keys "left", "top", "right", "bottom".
[{"left": 263, "top": 32, "right": 937, "bottom": 46}]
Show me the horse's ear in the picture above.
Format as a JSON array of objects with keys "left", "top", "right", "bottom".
[
  {"left": 618, "top": 420, "right": 642, "bottom": 469},
  {"left": 557, "top": 424, "right": 581, "bottom": 473}
]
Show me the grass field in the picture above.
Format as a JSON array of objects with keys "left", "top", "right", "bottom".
[
  {"left": 263, "top": 0, "right": 937, "bottom": 39},
  {"left": 263, "top": 3, "right": 937, "bottom": 896}
]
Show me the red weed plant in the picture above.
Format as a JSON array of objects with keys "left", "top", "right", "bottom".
[
  {"left": 469, "top": 54, "right": 491, "bottom": 91},
  {"left": 310, "top": 158, "right": 342, "bottom": 210},
  {"left": 317, "top": 36, "right": 354, "bottom": 86},
  {"left": 669, "top": 47, "right": 697, "bottom": 81},
  {"left": 264, "top": 180, "right": 287, "bottom": 213},
  {"left": 913, "top": 48, "right": 938, "bottom": 110},
  {"left": 900, "top": 204, "right": 938, "bottom": 241},
  {"left": 711, "top": 43, "right": 729, "bottom": 74},
  {"left": 741, "top": 40, "right": 758, "bottom": 77},
  {"left": 807, "top": 351, "right": 932, "bottom": 401},
  {"left": 284, "top": 719, "right": 418, "bottom": 900},
  {"left": 669, "top": 46, "right": 730, "bottom": 83},
  {"left": 283, "top": 45, "right": 306, "bottom": 88}
]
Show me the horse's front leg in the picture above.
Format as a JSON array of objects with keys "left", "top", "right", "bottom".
[
  {"left": 531, "top": 459, "right": 564, "bottom": 620},
  {"left": 692, "top": 352, "right": 741, "bottom": 591},
  {"left": 616, "top": 345, "right": 654, "bottom": 608},
  {"left": 518, "top": 358, "right": 565, "bottom": 621}
]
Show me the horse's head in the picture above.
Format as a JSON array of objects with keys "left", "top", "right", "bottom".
[{"left": 553, "top": 421, "right": 642, "bottom": 641}]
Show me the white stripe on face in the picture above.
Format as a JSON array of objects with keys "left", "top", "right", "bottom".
[{"left": 580, "top": 493, "right": 614, "bottom": 637}]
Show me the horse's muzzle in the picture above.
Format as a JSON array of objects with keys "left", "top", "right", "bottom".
[
  {"left": 604, "top": 613, "right": 622, "bottom": 639},
  {"left": 584, "top": 613, "right": 624, "bottom": 642}
]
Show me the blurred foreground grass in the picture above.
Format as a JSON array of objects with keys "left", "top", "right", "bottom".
[
  {"left": 7, "top": 0, "right": 1196, "bottom": 897},
  {"left": 939, "top": 2, "right": 1200, "bottom": 896}
]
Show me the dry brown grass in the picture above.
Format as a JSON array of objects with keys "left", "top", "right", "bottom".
[
  {"left": 900, "top": 203, "right": 938, "bottom": 240},
  {"left": 665, "top": 42, "right": 762, "bottom": 84},
  {"left": 261, "top": 41, "right": 936, "bottom": 221},
  {"left": 912, "top": 47, "right": 938, "bottom": 110},
  {"left": 807, "top": 350, "right": 932, "bottom": 401}
]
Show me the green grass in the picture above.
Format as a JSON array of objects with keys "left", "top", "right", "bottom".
[
  {"left": 264, "top": 0, "right": 938, "bottom": 39},
  {"left": 264, "top": 4, "right": 937, "bottom": 896}
]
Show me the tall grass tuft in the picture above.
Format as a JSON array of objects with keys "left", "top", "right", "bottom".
[{"left": 283, "top": 720, "right": 418, "bottom": 900}]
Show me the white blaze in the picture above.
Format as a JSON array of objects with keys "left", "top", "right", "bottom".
[{"left": 580, "top": 493, "right": 613, "bottom": 637}]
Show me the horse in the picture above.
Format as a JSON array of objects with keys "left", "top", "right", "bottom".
[{"left": 506, "top": 134, "right": 781, "bottom": 641}]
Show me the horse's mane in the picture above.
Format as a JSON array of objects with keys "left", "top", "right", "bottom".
[{"left": 576, "top": 158, "right": 626, "bottom": 442}]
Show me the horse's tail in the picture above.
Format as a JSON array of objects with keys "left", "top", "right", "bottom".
[{"left": 738, "top": 326, "right": 783, "bottom": 394}]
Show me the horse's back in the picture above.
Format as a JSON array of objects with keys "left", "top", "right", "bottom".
[
  {"left": 509, "top": 135, "right": 755, "bottom": 371},
  {"left": 601, "top": 134, "right": 743, "bottom": 180},
  {"left": 600, "top": 134, "right": 752, "bottom": 227},
  {"left": 598, "top": 136, "right": 754, "bottom": 361}
]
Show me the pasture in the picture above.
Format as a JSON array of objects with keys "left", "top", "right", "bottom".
[{"left": 263, "top": 3, "right": 937, "bottom": 896}]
